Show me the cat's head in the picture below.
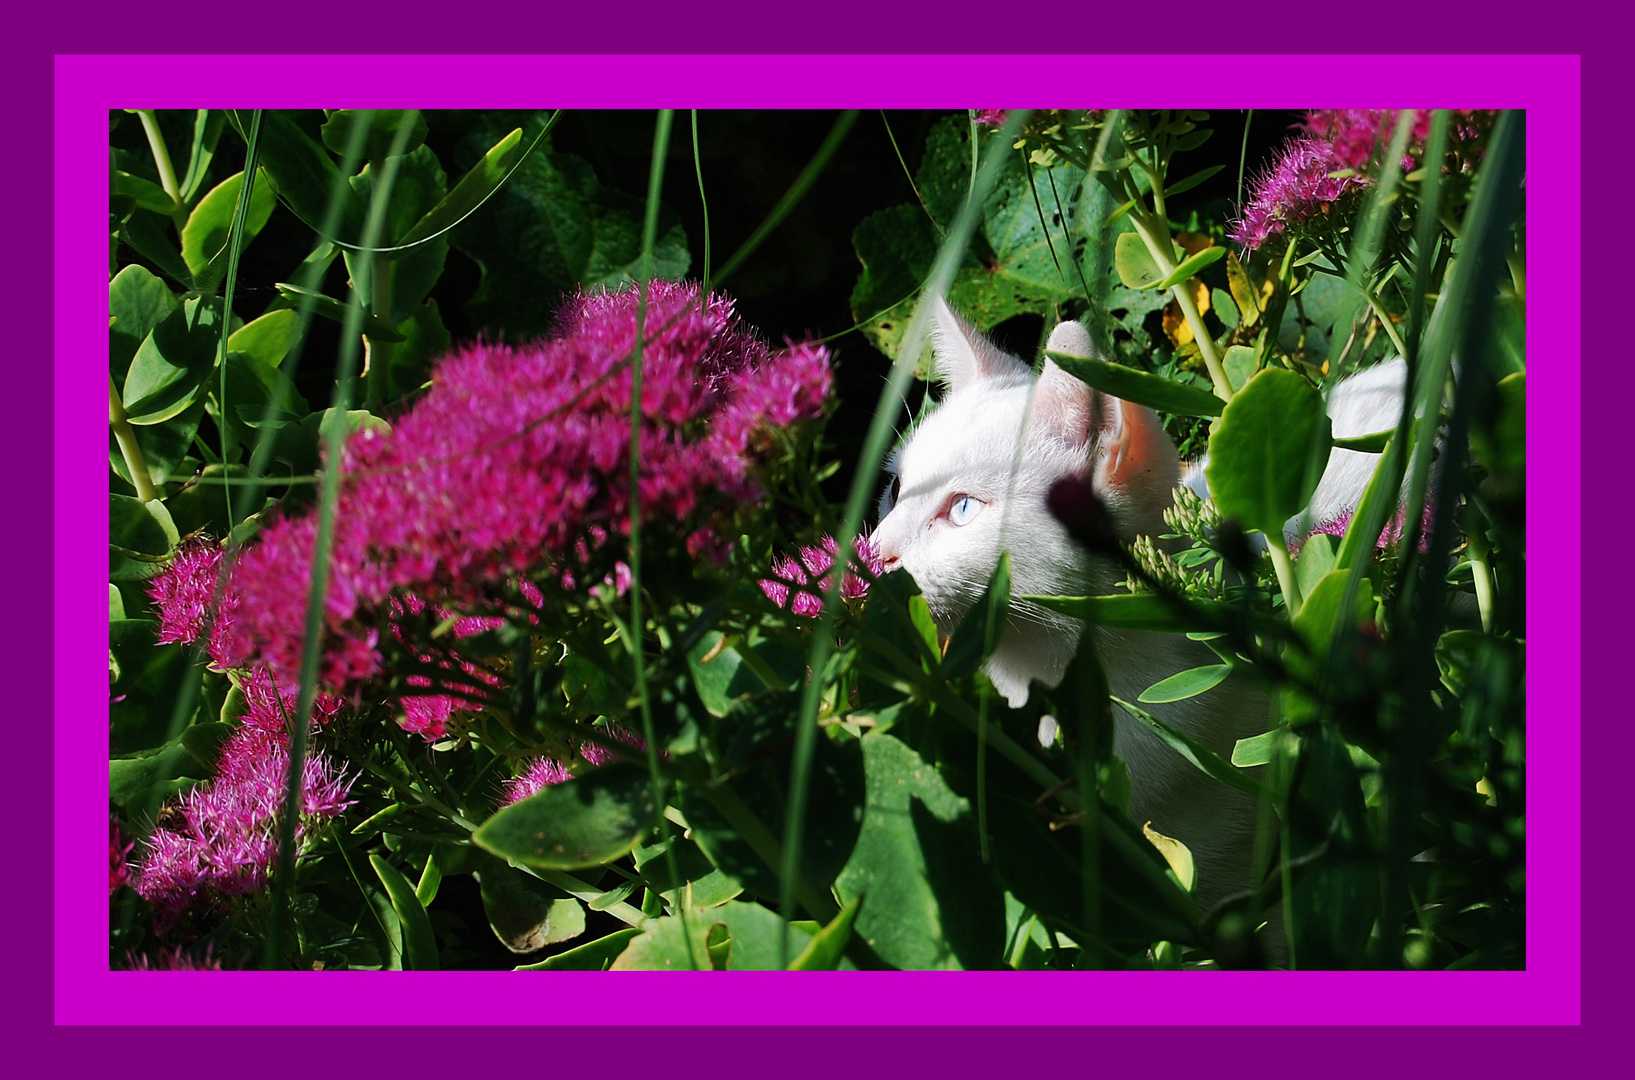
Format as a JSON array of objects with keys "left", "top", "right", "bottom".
[{"left": 869, "top": 296, "right": 1180, "bottom": 704}]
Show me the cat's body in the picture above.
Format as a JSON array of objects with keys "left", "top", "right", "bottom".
[{"left": 870, "top": 297, "right": 1405, "bottom": 917}]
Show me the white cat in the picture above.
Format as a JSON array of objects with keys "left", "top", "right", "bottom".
[{"left": 870, "top": 295, "right": 1406, "bottom": 918}]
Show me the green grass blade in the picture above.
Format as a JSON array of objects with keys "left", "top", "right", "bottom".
[
  {"left": 777, "top": 110, "right": 1033, "bottom": 967},
  {"left": 714, "top": 110, "right": 857, "bottom": 285}
]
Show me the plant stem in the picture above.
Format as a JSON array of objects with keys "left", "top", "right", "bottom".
[
  {"left": 1265, "top": 533, "right": 1302, "bottom": 616},
  {"left": 527, "top": 867, "right": 648, "bottom": 927},
  {"left": 109, "top": 376, "right": 161, "bottom": 501},
  {"left": 1469, "top": 551, "right": 1495, "bottom": 633},
  {"left": 1127, "top": 206, "right": 1231, "bottom": 399},
  {"left": 136, "top": 109, "right": 188, "bottom": 232},
  {"left": 1361, "top": 290, "right": 1409, "bottom": 358}
]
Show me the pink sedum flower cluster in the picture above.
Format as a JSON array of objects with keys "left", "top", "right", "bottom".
[
  {"left": 1232, "top": 109, "right": 1499, "bottom": 251},
  {"left": 111, "top": 815, "right": 133, "bottom": 896},
  {"left": 133, "top": 668, "right": 355, "bottom": 935},
  {"left": 500, "top": 723, "right": 648, "bottom": 805},
  {"left": 1229, "top": 136, "right": 1373, "bottom": 252},
  {"left": 212, "top": 280, "right": 831, "bottom": 695},
  {"left": 1301, "top": 501, "right": 1437, "bottom": 555},
  {"left": 760, "top": 534, "right": 885, "bottom": 617},
  {"left": 123, "top": 945, "right": 226, "bottom": 970}
]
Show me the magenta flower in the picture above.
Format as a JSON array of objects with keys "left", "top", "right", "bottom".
[
  {"left": 214, "top": 281, "right": 832, "bottom": 696},
  {"left": 122, "top": 945, "right": 225, "bottom": 970},
  {"left": 501, "top": 756, "right": 573, "bottom": 805},
  {"left": 1234, "top": 109, "right": 1501, "bottom": 251},
  {"left": 1301, "top": 109, "right": 1495, "bottom": 172},
  {"left": 578, "top": 722, "right": 646, "bottom": 767},
  {"left": 111, "top": 815, "right": 132, "bottom": 896},
  {"left": 1301, "top": 501, "right": 1437, "bottom": 555},
  {"left": 1229, "top": 137, "right": 1371, "bottom": 251},
  {"left": 146, "top": 534, "right": 239, "bottom": 667},
  {"left": 760, "top": 533, "right": 884, "bottom": 617},
  {"left": 501, "top": 723, "right": 653, "bottom": 805},
  {"left": 134, "top": 668, "right": 356, "bottom": 935}
]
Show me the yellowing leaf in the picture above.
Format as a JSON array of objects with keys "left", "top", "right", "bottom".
[
  {"left": 1143, "top": 822, "right": 1196, "bottom": 893},
  {"left": 1163, "top": 279, "right": 1211, "bottom": 346}
]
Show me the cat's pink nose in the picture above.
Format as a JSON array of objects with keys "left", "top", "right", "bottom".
[{"left": 872, "top": 536, "right": 900, "bottom": 571}]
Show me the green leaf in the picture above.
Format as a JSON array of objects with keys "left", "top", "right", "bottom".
[
  {"left": 687, "top": 631, "right": 747, "bottom": 718},
  {"left": 787, "top": 894, "right": 864, "bottom": 970},
  {"left": 1332, "top": 429, "right": 1394, "bottom": 453},
  {"left": 609, "top": 900, "right": 824, "bottom": 971},
  {"left": 1212, "top": 287, "right": 1240, "bottom": 331},
  {"left": 1163, "top": 163, "right": 1226, "bottom": 199},
  {"left": 1114, "top": 230, "right": 1183, "bottom": 290},
  {"left": 240, "top": 109, "right": 366, "bottom": 241},
  {"left": 112, "top": 170, "right": 175, "bottom": 215},
  {"left": 181, "top": 168, "right": 277, "bottom": 290},
  {"left": 1047, "top": 349, "right": 1225, "bottom": 418},
  {"left": 110, "top": 398, "right": 204, "bottom": 488},
  {"left": 178, "top": 110, "right": 227, "bottom": 203},
  {"left": 110, "top": 740, "right": 202, "bottom": 807},
  {"left": 1284, "top": 569, "right": 1377, "bottom": 724},
  {"left": 1205, "top": 368, "right": 1332, "bottom": 535},
  {"left": 342, "top": 145, "right": 449, "bottom": 314},
  {"left": 109, "top": 265, "right": 180, "bottom": 388},
  {"left": 1470, "top": 371, "right": 1525, "bottom": 481},
  {"left": 633, "top": 832, "right": 743, "bottom": 909},
  {"left": 369, "top": 855, "right": 440, "bottom": 970},
  {"left": 1142, "top": 822, "right": 1196, "bottom": 894},
  {"left": 1222, "top": 344, "right": 1256, "bottom": 393},
  {"left": 1230, "top": 729, "right": 1279, "bottom": 768},
  {"left": 388, "top": 297, "right": 452, "bottom": 396},
  {"left": 851, "top": 116, "right": 1122, "bottom": 371},
  {"left": 1226, "top": 251, "right": 1262, "bottom": 328},
  {"left": 476, "top": 863, "right": 586, "bottom": 953},
  {"left": 416, "top": 848, "right": 443, "bottom": 907},
  {"left": 1137, "top": 663, "right": 1232, "bottom": 704},
  {"left": 110, "top": 493, "right": 179, "bottom": 571},
  {"left": 320, "top": 109, "right": 428, "bottom": 162},
  {"left": 942, "top": 551, "right": 1010, "bottom": 680},
  {"left": 123, "top": 296, "right": 223, "bottom": 425},
  {"left": 473, "top": 764, "right": 661, "bottom": 870},
  {"left": 271, "top": 283, "right": 406, "bottom": 342},
  {"left": 1111, "top": 697, "right": 1271, "bottom": 804},
  {"left": 832, "top": 734, "right": 1006, "bottom": 970},
  {"left": 450, "top": 122, "right": 689, "bottom": 338},
  {"left": 180, "top": 721, "right": 232, "bottom": 772},
  {"left": 1153, "top": 245, "right": 1227, "bottom": 290},
  {"left": 678, "top": 735, "right": 865, "bottom": 901},
  {"left": 109, "top": 583, "right": 126, "bottom": 622},
  {"left": 226, "top": 309, "right": 302, "bottom": 370},
  {"left": 109, "top": 624, "right": 193, "bottom": 754},
  {"left": 1023, "top": 592, "right": 1229, "bottom": 633},
  {"left": 119, "top": 210, "right": 193, "bottom": 286},
  {"left": 398, "top": 127, "right": 526, "bottom": 251},
  {"left": 517, "top": 928, "right": 643, "bottom": 971}
]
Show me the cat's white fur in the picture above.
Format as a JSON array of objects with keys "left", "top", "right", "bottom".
[{"left": 870, "top": 296, "right": 1405, "bottom": 914}]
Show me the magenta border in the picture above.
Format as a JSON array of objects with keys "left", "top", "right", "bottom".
[{"left": 59, "top": 54, "right": 1578, "bottom": 1025}]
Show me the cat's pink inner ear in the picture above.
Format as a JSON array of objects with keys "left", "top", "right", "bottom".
[
  {"left": 926, "top": 294, "right": 1028, "bottom": 391},
  {"left": 1095, "top": 396, "right": 1180, "bottom": 498}
]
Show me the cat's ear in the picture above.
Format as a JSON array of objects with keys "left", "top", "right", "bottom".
[
  {"left": 1044, "top": 320, "right": 1179, "bottom": 504},
  {"left": 926, "top": 294, "right": 1030, "bottom": 391},
  {"left": 1035, "top": 321, "right": 1097, "bottom": 448}
]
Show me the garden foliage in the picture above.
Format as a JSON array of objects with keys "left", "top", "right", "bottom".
[{"left": 108, "top": 108, "right": 1525, "bottom": 970}]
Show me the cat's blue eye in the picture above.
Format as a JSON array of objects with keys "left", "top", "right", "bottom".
[{"left": 947, "top": 494, "right": 983, "bottom": 527}]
